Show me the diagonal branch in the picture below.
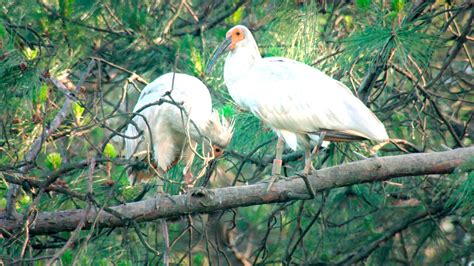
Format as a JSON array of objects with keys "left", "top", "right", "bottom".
[
  {"left": 1, "top": 147, "right": 472, "bottom": 235},
  {"left": 4, "top": 60, "right": 96, "bottom": 218}
]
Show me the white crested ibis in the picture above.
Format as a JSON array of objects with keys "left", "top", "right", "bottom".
[
  {"left": 206, "top": 25, "right": 388, "bottom": 177},
  {"left": 123, "top": 72, "right": 234, "bottom": 186}
]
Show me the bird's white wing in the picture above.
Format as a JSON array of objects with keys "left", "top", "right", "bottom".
[
  {"left": 124, "top": 73, "right": 213, "bottom": 161},
  {"left": 123, "top": 78, "right": 171, "bottom": 161},
  {"left": 240, "top": 57, "right": 388, "bottom": 143}
]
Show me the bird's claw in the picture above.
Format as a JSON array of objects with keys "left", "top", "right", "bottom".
[{"left": 302, "top": 165, "right": 316, "bottom": 176}]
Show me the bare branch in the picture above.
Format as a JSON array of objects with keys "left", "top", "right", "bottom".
[{"left": 1, "top": 147, "right": 472, "bottom": 235}]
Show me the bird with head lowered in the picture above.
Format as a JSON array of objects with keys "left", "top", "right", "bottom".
[{"left": 121, "top": 72, "right": 234, "bottom": 189}]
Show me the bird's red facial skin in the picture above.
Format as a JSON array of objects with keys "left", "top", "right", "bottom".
[
  {"left": 229, "top": 28, "right": 244, "bottom": 50},
  {"left": 212, "top": 145, "right": 224, "bottom": 157}
]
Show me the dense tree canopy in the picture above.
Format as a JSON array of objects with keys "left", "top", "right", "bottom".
[{"left": 0, "top": 0, "right": 472, "bottom": 265}]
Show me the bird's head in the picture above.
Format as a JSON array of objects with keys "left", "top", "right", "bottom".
[
  {"left": 203, "top": 111, "right": 234, "bottom": 158},
  {"left": 206, "top": 25, "right": 255, "bottom": 74},
  {"left": 225, "top": 25, "right": 251, "bottom": 50}
]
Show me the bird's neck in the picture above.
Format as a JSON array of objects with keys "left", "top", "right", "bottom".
[
  {"left": 185, "top": 116, "right": 214, "bottom": 144},
  {"left": 224, "top": 43, "right": 261, "bottom": 86},
  {"left": 186, "top": 116, "right": 209, "bottom": 143}
]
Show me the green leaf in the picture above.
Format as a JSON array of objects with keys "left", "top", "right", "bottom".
[
  {"left": 72, "top": 101, "right": 85, "bottom": 125},
  {"left": 61, "top": 249, "right": 73, "bottom": 265},
  {"left": 45, "top": 152, "right": 62, "bottom": 171},
  {"left": 193, "top": 253, "right": 206, "bottom": 265},
  {"left": 343, "top": 15, "right": 353, "bottom": 28},
  {"left": 59, "top": 0, "right": 74, "bottom": 18},
  {"left": 228, "top": 6, "right": 244, "bottom": 25},
  {"left": 391, "top": 0, "right": 405, "bottom": 12},
  {"left": 23, "top": 47, "right": 39, "bottom": 60},
  {"left": 0, "top": 197, "right": 6, "bottom": 209},
  {"left": 19, "top": 195, "right": 31, "bottom": 205},
  {"left": 0, "top": 23, "right": 6, "bottom": 39},
  {"left": 117, "top": 260, "right": 133, "bottom": 266},
  {"left": 219, "top": 104, "right": 235, "bottom": 118},
  {"left": 37, "top": 83, "right": 49, "bottom": 103},
  {"left": 190, "top": 47, "right": 203, "bottom": 76},
  {"left": 386, "top": 11, "right": 399, "bottom": 23},
  {"left": 355, "top": 0, "right": 370, "bottom": 10},
  {"left": 364, "top": 216, "right": 379, "bottom": 234},
  {"left": 445, "top": 168, "right": 474, "bottom": 214},
  {"left": 103, "top": 143, "right": 118, "bottom": 159}
]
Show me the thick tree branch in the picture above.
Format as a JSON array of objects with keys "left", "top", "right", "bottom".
[{"left": 1, "top": 147, "right": 472, "bottom": 235}]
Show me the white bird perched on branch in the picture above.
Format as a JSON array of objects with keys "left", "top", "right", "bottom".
[
  {"left": 122, "top": 72, "right": 234, "bottom": 187},
  {"left": 207, "top": 25, "right": 389, "bottom": 177}
]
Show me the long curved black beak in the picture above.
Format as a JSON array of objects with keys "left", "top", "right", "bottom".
[{"left": 205, "top": 37, "right": 232, "bottom": 75}]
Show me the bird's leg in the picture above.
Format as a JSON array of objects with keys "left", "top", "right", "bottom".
[
  {"left": 272, "top": 137, "right": 285, "bottom": 176},
  {"left": 312, "top": 131, "right": 327, "bottom": 156},
  {"left": 184, "top": 170, "right": 193, "bottom": 188},
  {"left": 156, "top": 168, "right": 167, "bottom": 194},
  {"left": 181, "top": 143, "right": 196, "bottom": 190},
  {"left": 183, "top": 160, "right": 195, "bottom": 190},
  {"left": 306, "top": 131, "right": 327, "bottom": 174},
  {"left": 297, "top": 131, "right": 327, "bottom": 198},
  {"left": 303, "top": 148, "right": 312, "bottom": 175},
  {"left": 266, "top": 137, "right": 286, "bottom": 192}
]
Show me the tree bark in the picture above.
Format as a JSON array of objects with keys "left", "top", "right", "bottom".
[{"left": 1, "top": 147, "right": 472, "bottom": 235}]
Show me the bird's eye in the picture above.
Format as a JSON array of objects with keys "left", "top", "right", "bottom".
[
  {"left": 236, "top": 31, "right": 241, "bottom": 36},
  {"left": 214, "top": 147, "right": 222, "bottom": 153}
]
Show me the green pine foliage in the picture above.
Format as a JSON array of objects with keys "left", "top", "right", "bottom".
[{"left": 0, "top": 0, "right": 472, "bottom": 264}]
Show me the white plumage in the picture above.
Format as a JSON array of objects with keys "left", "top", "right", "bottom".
[
  {"left": 123, "top": 72, "right": 233, "bottom": 185},
  {"left": 207, "top": 25, "right": 388, "bottom": 175}
]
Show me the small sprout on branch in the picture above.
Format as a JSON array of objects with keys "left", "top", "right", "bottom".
[
  {"left": 37, "top": 83, "right": 49, "bottom": 104},
  {"left": 391, "top": 0, "right": 406, "bottom": 12},
  {"left": 72, "top": 101, "right": 85, "bottom": 126},
  {"left": 190, "top": 47, "right": 204, "bottom": 76},
  {"left": 103, "top": 143, "right": 118, "bottom": 159},
  {"left": 0, "top": 198, "right": 6, "bottom": 209},
  {"left": 45, "top": 152, "right": 62, "bottom": 171},
  {"left": 19, "top": 195, "right": 31, "bottom": 205},
  {"left": 228, "top": 5, "right": 244, "bottom": 25},
  {"left": 104, "top": 143, "right": 117, "bottom": 183},
  {"left": 22, "top": 47, "right": 39, "bottom": 60}
]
